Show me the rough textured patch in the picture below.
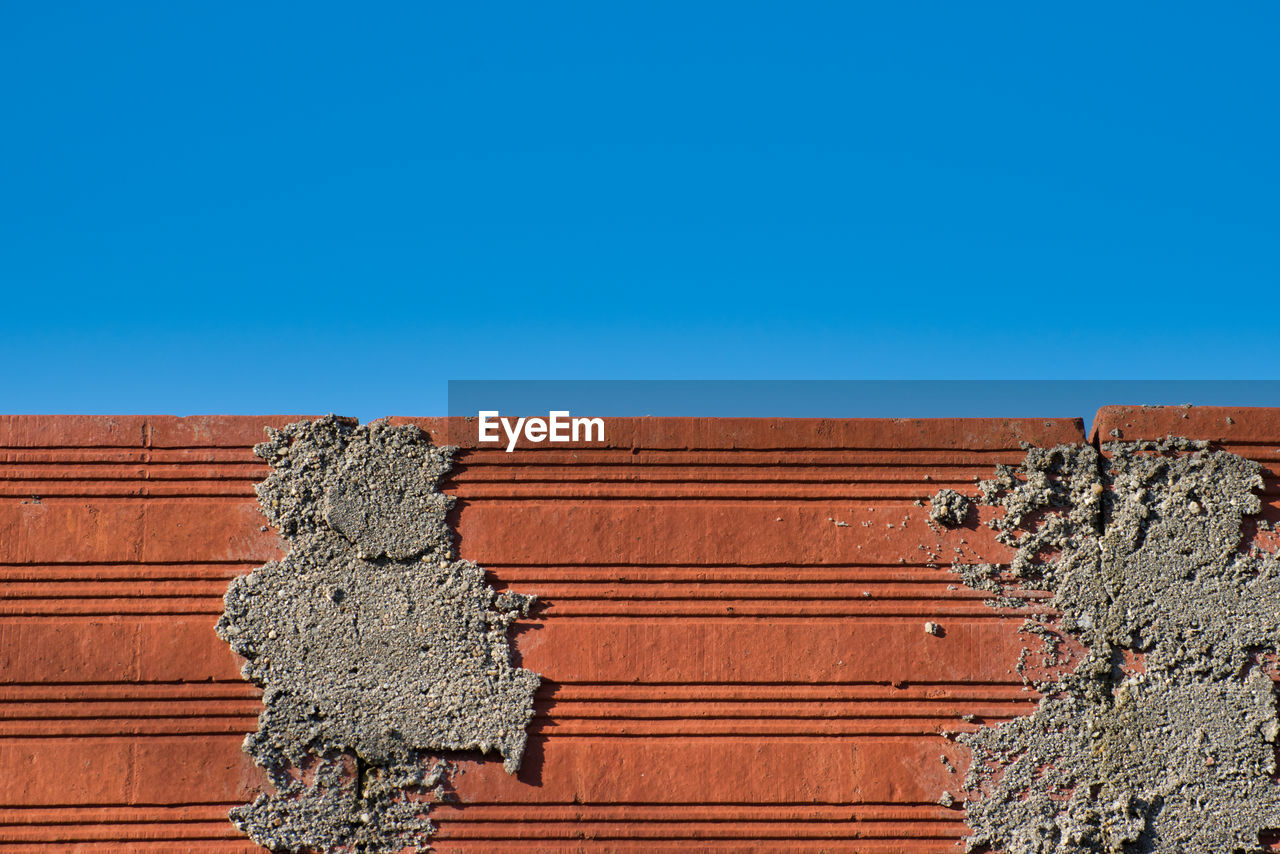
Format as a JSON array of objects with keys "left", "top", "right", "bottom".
[
  {"left": 217, "top": 416, "right": 540, "bottom": 852},
  {"left": 255, "top": 416, "right": 456, "bottom": 560},
  {"left": 945, "top": 441, "right": 1280, "bottom": 853},
  {"left": 929, "top": 488, "right": 972, "bottom": 526}
]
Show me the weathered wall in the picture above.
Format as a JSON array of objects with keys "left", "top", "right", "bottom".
[{"left": 1, "top": 410, "right": 1276, "bottom": 851}]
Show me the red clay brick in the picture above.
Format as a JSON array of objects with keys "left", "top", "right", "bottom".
[
  {"left": 516, "top": 618, "right": 1027, "bottom": 684},
  {"left": 1, "top": 618, "right": 245, "bottom": 683},
  {"left": 0, "top": 737, "right": 261, "bottom": 806},
  {"left": 455, "top": 503, "right": 1003, "bottom": 566},
  {"left": 1092, "top": 404, "right": 1280, "bottom": 444},
  {"left": 0, "top": 416, "right": 148, "bottom": 449},
  {"left": 0, "top": 501, "right": 281, "bottom": 564},
  {"left": 1, "top": 414, "right": 1083, "bottom": 852},
  {"left": 147, "top": 416, "right": 312, "bottom": 449}
]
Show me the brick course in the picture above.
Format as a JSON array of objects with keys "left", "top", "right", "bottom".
[{"left": 2, "top": 411, "right": 1272, "bottom": 851}]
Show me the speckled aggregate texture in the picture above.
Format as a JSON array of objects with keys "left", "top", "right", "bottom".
[
  {"left": 948, "top": 441, "right": 1280, "bottom": 853},
  {"left": 930, "top": 488, "right": 972, "bottom": 527},
  {"left": 217, "top": 416, "right": 540, "bottom": 852}
]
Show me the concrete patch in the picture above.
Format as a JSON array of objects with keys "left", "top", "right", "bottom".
[
  {"left": 945, "top": 441, "right": 1280, "bottom": 852},
  {"left": 929, "top": 488, "right": 972, "bottom": 526},
  {"left": 217, "top": 416, "right": 540, "bottom": 852}
]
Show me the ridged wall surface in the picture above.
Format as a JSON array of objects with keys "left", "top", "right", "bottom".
[{"left": 4, "top": 410, "right": 1275, "bottom": 852}]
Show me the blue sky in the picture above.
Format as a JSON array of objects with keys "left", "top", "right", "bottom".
[{"left": 2, "top": 3, "right": 1277, "bottom": 419}]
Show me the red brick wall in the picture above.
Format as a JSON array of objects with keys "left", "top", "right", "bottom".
[
  {"left": 7, "top": 411, "right": 1272, "bottom": 852},
  {"left": 0, "top": 416, "right": 291, "bottom": 853}
]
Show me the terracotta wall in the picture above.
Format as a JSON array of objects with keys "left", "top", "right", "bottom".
[{"left": 2, "top": 410, "right": 1275, "bottom": 851}]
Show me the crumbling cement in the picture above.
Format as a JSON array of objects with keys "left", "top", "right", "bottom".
[
  {"left": 217, "top": 416, "right": 540, "bottom": 852},
  {"left": 930, "top": 488, "right": 972, "bottom": 527},
  {"left": 944, "top": 440, "right": 1280, "bottom": 853}
]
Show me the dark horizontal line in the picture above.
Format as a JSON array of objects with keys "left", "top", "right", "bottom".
[
  {"left": 0, "top": 733, "right": 962, "bottom": 742},
  {"left": 0, "top": 561, "right": 978, "bottom": 570},
  {"left": 5, "top": 494, "right": 259, "bottom": 501},
  {"left": 0, "top": 460, "right": 260, "bottom": 466},
  {"left": 0, "top": 819, "right": 237, "bottom": 827},
  {"left": 451, "top": 477, "right": 985, "bottom": 484},
  {"left": 0, "top": 612, "right": 1032, "bottom": 621},
  {"left": 0, "top": 611, "right": 230, "bottom": 617},
  {"left": 451, "top": 496, "right": 965, "bottom": 503},
  {"left": 486, "top": 562, "right": 1001, "bottom": 569},
  {"left": 0, "top": 561, "right": 260, "bottom": 568},
  {"left": 0, "top": 710, "right": 1010, "bottom": 724},
  {"left": 0, "top": 732, "right": 256, "bottom": 740},
  {"left": 0, "top": 713, "right": 256, "bottom": 721},
  {"left": 403, "top": 834, "right": 966, "bottom": 842},
  {"left": 554, "top": 680, "right": 1027, "bottom": 688},
  {"left": 0, "top": 678, "right": 1023, "bottom": 689},
  {"left": 438, "top": 819, "right": 966, "bottom": 825},
  {"left": 3, "top": 493, "right": 964, "bottom": 503},
  {"left": 458, "top": 446, "right": 1041, "bottom": 454},
  {"left": 0, "top": 681, "right": 250, "bottom": 688},
  {"left": 515, "top": 613, "right": 1030, "bottom": 621},
  {"left": 0, "top": 801, "right": 949, "bottom": 809},
  {"left": 0, "top": 837, "right": 245, "bottom": 845},
  {"left": 0, "top": 805, "right": 241, "bottom": 811}
]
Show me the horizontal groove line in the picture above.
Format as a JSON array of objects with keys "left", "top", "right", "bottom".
[
  {"left": 0, "top": 473, "right": 260, "bottom": 480},
  {"left": 0, "top": 713, "right": 257, "bottom": 721},
  {"left": 491, "top": 580, "right": 991, "bottom": 588},
  {"left": 0, "top": 445, "right": 257, "bottom": 451},
  {"left": 0, "top": 561, "right": 998, "bottom": 570},
  {"left": 0, "top": 699, "right": 1022, "bottom": 710},
  {"left": 454, "top": 447, "right": 1041, "bottom": 454},
  {"left": 430, "top": 803, "right": 957, "bottom": 812},
  {"left": 0, "top": 582, "right": 1006, "bottom": 591},
  {"left": 2, "top": 821, "right": 964, "bottom": 829},
  {"left": 1, "top": 454, "right": 1006, "bottom": 464},
  {"left": 0, "top": 591, "right": 1036, "bottom": 601},
  {"left": 0, "top": 455, "right": 258, "bottom": 462},
  {"left": 452, "top": 495, "right": 969, "bottom": 503},
  {"left": 0, "top": 611, "right": 1036, "bottom": 620},
  {"left": 1, "top": 494, "right": 977, "bottom": 502},
  {"left": 550, "top": 686, "right": 1029, "bottom": 691},
  {"left": 411, "top": 834, "right": 965, "bottom": 842},
  {"left": 0, "top": 710, "right": 1022, "bottom": 723},
  {"left": 523, "top": 612, "right": 1032, "bottom": 619},
  {"left": 434, "top": 820, "right": 967, "bottom": 826},
  {"left": 0, "top": 801, "right": 957, "bottom": 809},
  {"left": 0, "top": 679, "right": 1021, "bottom": 688},
  {"left": 0, "top": 732, "right": 257, "bottom": 740},
  {"left": 0, "top": 839, "right": 241, "bottom": 845},
  {"left": 0, "top": 681, "right": 249, "bottom": 688},
  {"left": 451, "top": 480, "right": 986, "bottom": 487},
  {"left": 1, "top": 693, "right": 1026, "bottom": 704},
  {"left": 0, "top": 837, "right": 243, "bottom": 843},
  {"left": 0, "top": 679, "right": 1025, "bottom": 691},
  {"left": 0, "top": 732, "right": 972, "bottom": 742},
  {"left": 3, "top": 470, "right": 980, "bottom": 478},
  {"left": 466, "top": 446, "right": 1036, "bottom": 454},
  {"left": 0, "top": 562, "right": 261, "bottom": 568},
  {"left": 0, "top": 836, "right": 962, "bottom": 845},
  {"left": 483, "top": 562, "right": 1002, "bottom": 569},
  {"left": 448, "top": 472, "right": 990, "bottom": 479},
  {"left": 0, "top": 820, "right": 235, "bottom": 827},
  {"left": 3, "top": 494, "right": 258, "bottom": 501}
]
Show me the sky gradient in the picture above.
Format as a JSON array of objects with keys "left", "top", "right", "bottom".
[{"left": 2, "top": 4, "right": 1277, "bottom": 420}]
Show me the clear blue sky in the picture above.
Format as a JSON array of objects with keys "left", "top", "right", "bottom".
[{"left": 2, "top": 4, "right": 1277, "bottom": 420}]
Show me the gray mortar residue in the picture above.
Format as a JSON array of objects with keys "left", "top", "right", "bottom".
[
  {"left": 930, "top": 488, "right": 972, "bottom": 526},
  {"left": 217, "top": 416, "right": 541, "bottom": 853},
  {"left": 938, "top": 440, "right": 1280, "bottom": 853}
]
